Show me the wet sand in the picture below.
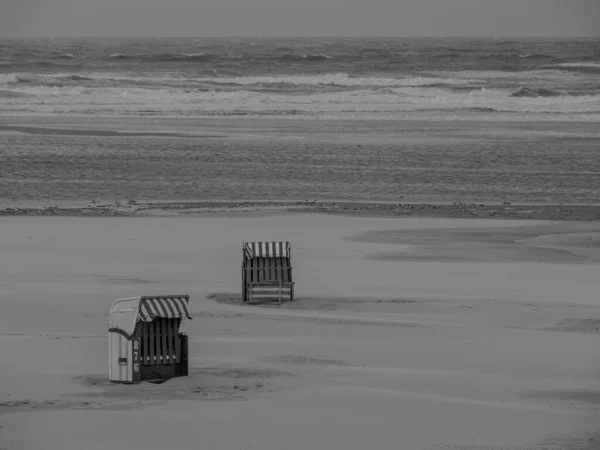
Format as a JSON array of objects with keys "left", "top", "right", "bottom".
[
  {"left": 2, "top": 116, "right": 600, "bottom": 206},
  {"left": 2, "top": 199, "right": 600, "bottom": 222},
  {"left": 1, "top": 213, "right": 600, "bottom": 450}
]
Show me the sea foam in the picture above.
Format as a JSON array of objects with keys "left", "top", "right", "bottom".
[{"left": 1, "top": 70, "right": 598, "bottom": 118}]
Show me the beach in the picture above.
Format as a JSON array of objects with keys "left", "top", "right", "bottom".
[
  {"left": 2, "top": 211, "right": 600, "bottom": 450},
  {"left": 2, "top": 36, "right": 600, "bottom": 449},
  {"left": 1, "top": 115, "right": 600, "bottom": 450}
]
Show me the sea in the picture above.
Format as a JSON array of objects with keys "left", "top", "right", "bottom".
[
  {"left": 1, "top": 37, "right": 600, "bottom": 206},
  {"left": 1, "top": 37, "right": 600, "bottom": 120}
]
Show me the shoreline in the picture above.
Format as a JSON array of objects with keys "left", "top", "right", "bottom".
[{"left": 2, "top": 199, "right": 600, "bottom": 221}]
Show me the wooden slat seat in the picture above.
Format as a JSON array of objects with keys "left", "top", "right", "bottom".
[{"left": 247, "top": 281, "right": 294, "bottom": 304}]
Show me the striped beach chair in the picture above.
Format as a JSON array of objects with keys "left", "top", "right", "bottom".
[
  {"left": 109, "top": 295, "right": 192, "bottom": 383},
  {"left": 242, "top": 241, "right": 294, "bottom": 304}
]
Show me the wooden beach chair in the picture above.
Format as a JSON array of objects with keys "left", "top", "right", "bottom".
[
  {"left": 108, "top": 295, "right": 192, "bottom": 383},
  {"left": 242, "top": 241, "right": 294, "bottom": 304}
]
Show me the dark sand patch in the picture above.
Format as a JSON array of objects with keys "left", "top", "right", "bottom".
[
  {"left": 0, "top": 367, "right": 296, "bottom": 414},
  {"left": 349, "top": 225, "right": 600, "bottom": 264},
  {"left": 262, "top": 355, "right": 347, "bottom": 367},
  {"left": 534, "top": 233, "right": 600, "bottom": 249},
  {"left": 0, "top": 398, "right": 146, "bottom": 414},
  {"left": 524, "top": 389, "right": 600, "bottom": 407},
  {"left": 424, "top": 429, "right": 600, "bottom": 450},
  {"left": 535, "top": 435, "right": 600, "bottom": 450},
  {"left": 543, "top": 319, "right": 600, "bottom": 334},
  {"left": 422, "top": 445, "right": 564, "bottom": 450},
  {"left": 520, "top": 232, "right": 600, "bottom": 262},
  {"left": 196, "top": 308, "right": 430, "bottom": 329},
  {"left": 0, "top": 125, "right": 226, "bottom": 139},
  {"left": 74, "top": 366, "right": 293, "bottom": 392},
  {"left": 207, "top": 292, "right": 432, "bottom": 313},
  {"left": 101, "top": 276, "right": 159, "bottom": 285},
  {"left": 205, "top": 293, "right": 600, "bottom": 332},
  {"left": 422, "top": 444, "right": 568, "bottom": 450},
  {"left": 74, "top": 366, "right": 293, "bottom": 401},
  {"left": 201, "top": 366, "right": 293, "bottom": 379}
]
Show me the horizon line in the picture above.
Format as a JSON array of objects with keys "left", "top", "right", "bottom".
[{"left": 1, "top": 35, "right": 599, "bottom": 39}]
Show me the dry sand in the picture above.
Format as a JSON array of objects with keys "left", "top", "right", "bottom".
[{"left": 1, "top": 213, "right": 600, "bottom": 450}]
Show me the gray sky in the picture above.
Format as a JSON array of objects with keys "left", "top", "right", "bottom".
[{"left": 3, "top": 0, "right": 599, "bottom": 37}]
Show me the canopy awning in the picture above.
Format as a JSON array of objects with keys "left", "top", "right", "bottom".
[
  {"left": 244, "top": 241, "right": 290, "bottom": 259},
  {"left": 138, "top": 296, "right": 192, "bottom": 322},
  {"left": 109, "top": 295, "right": 192, "bottom": 338}
]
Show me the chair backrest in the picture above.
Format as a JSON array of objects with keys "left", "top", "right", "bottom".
[
  {"left": 136, "top": 318, "right": 182, "bottom": 366},
  {"left": 245, "top": 256, "right": 291, "bottom": 283},
  {"left": 243, "top": 241, "right": 292, "bottom": 283}
]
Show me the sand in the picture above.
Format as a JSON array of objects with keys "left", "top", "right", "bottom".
[
  {"left": 2, "top": 116, "right": 600, "bottom": 207},
  {"left": 1, "top": 213, "right": 600, "bottom": 450}
]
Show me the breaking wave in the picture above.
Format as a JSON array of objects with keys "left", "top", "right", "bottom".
[
  {"left": 542, "top": 61, "right": 600, "bottom": 74},
  {"left": 0, "top": 72, "right": 486, "bottom": 89},
  {"left": 517, "top": 53, "right": 555, "bottom": 60},
  {"left": 558, "top": 62, "right": 600, "bottom": 68},
  {"left": 179, "top": 73, "right": 483, "bottom": 87},
  {"left": 2, "top": 83, "right": 598, "bottom": 115},
  {"left": 152, "top": 53, "right": 214, "bottom": 62},
  {"left": 511, "top": 87, "right": 562, "bottom": 98},
  {"left": 276, "top": 53, "right": 333, "bottom": 61},
  {"left": 0, "top": 89, "right": 34, "bottom": 98},
  {"left": 2, "top": 66, "right": 598, "bottom": 118},
  {"left": 107, "top": 53, "right": 131, "bottom": 59},
  {"left": 22, "top": 61, "right": 72, "bottom": 68},
  {"left": 102, "top": 52, "right": 333, "bottom": 63}
]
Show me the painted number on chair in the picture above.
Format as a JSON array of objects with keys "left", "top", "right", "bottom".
[{"left": 133, "top": 339, "right": 140, "bottom": 373}]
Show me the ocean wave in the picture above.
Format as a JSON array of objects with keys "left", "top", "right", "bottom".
[
  {"left": 479, "top": 53, "right": 518, "bottom": 60},
  {"left": 2, "top": 37, "right": 598, "bottom": 73},
  {"left": 3, "top": 71, "right": 599, "bottom": 100},
  {"left": 461, "top": 107, "right": 498, "bottom": 112},
  {"left": 2, "top": 83, "right": 599, "bottom": 115},
  {"left": 184, "top": 73, "right": 482, "bottom": 87},
  {"left": 108, "top": 53, "right": 131, "bottom": 59},
  {"left": 558, "top": 62, "right": 600, "bottom": 68},
  {"left": 443, "top": 69, "right": 592, "bottom": 83},
  {"left": 14, "top": 76, "right": 37, "bottom": 83},
  {"left": 19, "top": 74, "right": 93, "bottom": 82},
  {"left": 1, "top": 71, "right": 485, "bottom": 89},
  {"left": 0, "top": 89, "right": 34, "bottom": 98},
  {"left": 25, "top": 61, "right": 72, "bottom": 68},
  {"left": 511, "top": 87, "right": 562, "bottom": 98},
  {"left": 63, "top": 75, "right": 93, "bottom": 81},
  {"left": 0, "top": 74, "right": 19, "bottom": 83},
  {"left": 152, "top": 52, "right": 214, "bottom": 62},
  {"left": 276, "top": 53, "right": 333, "bottom": 61},
  {"left": 517, "top": 53, "right": 554, "bottom": 60},
  {"left": 103, "top": 51, "right": 335, "bottom": 63},
  {"left": 545, "top": 65, "right": 600, "bottom": 75}
]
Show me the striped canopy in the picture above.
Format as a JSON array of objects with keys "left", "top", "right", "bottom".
[
  {"left": 244, "top": 241, "right": 290, "bottom": 259},
  {"left": 138, "top": 295, "right": 192, "bottom": 322}
]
